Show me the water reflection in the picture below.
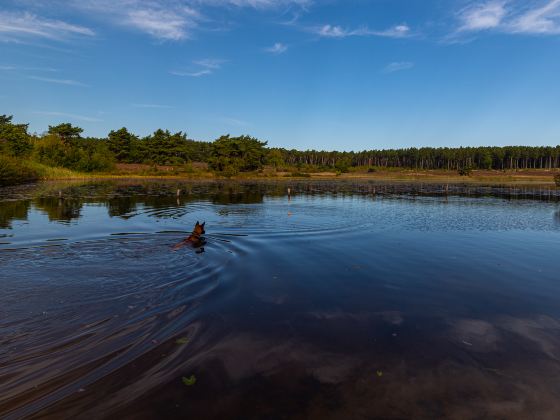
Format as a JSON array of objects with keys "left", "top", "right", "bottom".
[
  {"left": 1, "top": 180, "right": 559, "bottom": 228},
  {"left": 1, "top": 180, "right": 560, "bottom": 419}
]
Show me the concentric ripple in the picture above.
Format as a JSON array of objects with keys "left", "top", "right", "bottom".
[{"left": 0, "top": 232, "right": 242, "bottom": 419}]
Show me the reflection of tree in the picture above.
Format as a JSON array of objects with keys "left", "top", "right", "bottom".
[
  {"left": 554, "top": 210, "right": 560, "bottom": 225},
  {"left": 107, "top": 197, "right": 138, "bottom": 218},
  {"left": 34, "top": 198, "right": 83, "bottom": 222},
  {"left": 0, "top": 200, "right": 30, "bottom": 228},
  {"left": 208, "top": 183, "right": 271, "bottom": 205}
]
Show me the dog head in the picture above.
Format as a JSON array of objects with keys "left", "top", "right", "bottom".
[{"left": 193, "top": 221, "right": 206, "bottom": 235}]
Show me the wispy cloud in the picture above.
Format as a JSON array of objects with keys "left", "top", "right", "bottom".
[
  {"left": 456, "top": 0, "right": 560, "bottom": 36},
  {"left": 264, "top": 42, "right": 288, "bottom": 54},
  {"left": 29, "top": 76, "right": 88, "bottom": 87},
  {"left": 33, "top": 111, "right": 102, "bottom": 122},
  {"left": 132, "top": 103, "right": 174, "bottom": 109},
  {"left": 171, "top": 58, "right": 226, "bottom": 77},
  {"left": 193, "top": 58, "right": 226, "bottom": 69},
  {"left": 458, "top": 1, "right": 507, "bottom": 32},
  {"left": 220, "top": 116, "right": 250, "bottom": 127},
  {"left": 126, "top": 9, "right": 197, "bottom": 41},
  {"left": 312, "top": 23, "right": 411, "bottom": 39},
  {"left": 170, "top": 69, "right": 213, "bottom": 77},
  {"left": 509, "top": 0, "right": 560, "bottom": 34},
  {"left": 0, "top": 11, "right": 94, "bottom": 42},
  {"left": 61, "top": 0, "right": 310, "bottom": 41},
  {"left": 0, "top": 65, "right": 57, "bottom": 72},
  {"left": 383, "top": 61, "right": 415, "bottom": 74}
]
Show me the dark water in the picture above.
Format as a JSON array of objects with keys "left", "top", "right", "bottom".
[{"left": 1, "top": 180, "right": 560, "bottom": 419}]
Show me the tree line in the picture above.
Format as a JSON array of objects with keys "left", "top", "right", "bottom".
[{"left": 2, "top": 114, "right": 560, "bottom": 178}]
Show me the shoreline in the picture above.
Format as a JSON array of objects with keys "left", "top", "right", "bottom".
[{"left": 29, "top": 170, "right": 559, "bottom": 186}]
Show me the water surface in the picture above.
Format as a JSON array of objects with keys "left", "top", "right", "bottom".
[{"left": 1, "top": 180, "right": 560, "bottom": 419}]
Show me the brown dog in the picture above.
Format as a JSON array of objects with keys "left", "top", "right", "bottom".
[{"left": 173, "top": 221, "right": 206, "bottom": 250}]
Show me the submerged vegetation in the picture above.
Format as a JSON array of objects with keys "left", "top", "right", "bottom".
[{"left": 1, "top": 113, "right": 560, "bottom": 186}]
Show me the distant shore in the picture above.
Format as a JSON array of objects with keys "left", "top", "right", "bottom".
[{"left": 24, "top": 166, "right": 560, "bottom": 186}]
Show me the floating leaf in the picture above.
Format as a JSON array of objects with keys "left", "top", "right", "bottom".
[
  {"left": 376, "top": 370, "right": 383, "bottom": 377},
  {"left": 176, "top": 337, "right": 189, "bottom": 345},
  {"left": 182, "top": 375, "right": 196, "bottom": 386}
]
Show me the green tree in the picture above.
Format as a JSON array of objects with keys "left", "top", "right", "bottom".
[
  {"left": 209, "top": 135, "right": 267, "bottom": 174},
  {"left": 266, "top": 148, "right": 284, "bottom": 168},
  {"left": 48, "top": 123, "right": 83, "bottom": 145},
  {"left": 144, "top": 129, "right": 189, "bottom": 165},
  {"left": 0, "top": 114, "right": 32, "bottom": 157},
  {"left": 107, "top": 127, "right": 138, "bottom": 162}
]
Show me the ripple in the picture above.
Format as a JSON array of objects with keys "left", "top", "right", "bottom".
[{"left": 0, "top": 232, "right": 242, "bottom": 418}]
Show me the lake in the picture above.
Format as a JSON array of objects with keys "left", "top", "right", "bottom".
[{"left": 1, "top": 180, "right": 560, "bottom": 419}]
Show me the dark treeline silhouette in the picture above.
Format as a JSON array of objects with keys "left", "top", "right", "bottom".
[
  {"left": 2, "top": 114, "right": 560, "bottom": 186},
  {"left": 273, "top": 146, "right": 560, "bottom": 171}
]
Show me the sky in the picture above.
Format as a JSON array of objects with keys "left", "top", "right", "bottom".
[{"left": 1, "top": 0, "right": 559, "bottom": 151}]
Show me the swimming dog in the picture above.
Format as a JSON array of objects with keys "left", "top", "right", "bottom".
[{"left": 173, "top": 221, "right": 206, "bottom": 250}]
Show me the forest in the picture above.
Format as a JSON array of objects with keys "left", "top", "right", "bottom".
[{"left": 1, "top": 113, "right": 560, "bottom": 186}]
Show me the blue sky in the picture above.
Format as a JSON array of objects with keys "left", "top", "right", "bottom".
[{"left": 1, "top": 0, "right": 559, "bottom": 151}]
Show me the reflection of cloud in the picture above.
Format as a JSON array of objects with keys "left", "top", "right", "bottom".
[
  {"left": 449, "top": 319, "right": 500, "bottom": 352},
  {"left": 200, "top": 332, "right": 361, "bottom": 384},
  {"left": 496, "top": 315, "right": 560, "bottom": 360}
]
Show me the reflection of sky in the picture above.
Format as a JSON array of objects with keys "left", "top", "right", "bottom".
[{"left": 2, "top": 186, "right": 560, "bottom": 418}]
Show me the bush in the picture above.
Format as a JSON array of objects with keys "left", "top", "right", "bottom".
[
  {"left": 289, "top": 172, "right": 311, "bottom": 178},
  {"left": 367, "top": 167, "right": 377, "bottom": 173},
  {"left": 0, "top": 156, "right": 39, "bottom": 186},
  {"left": 458, "top": 166, "right": 473, "bottom": 176},
  {"left": 554, "top": 174, "right": 560, "bottom": 187}
]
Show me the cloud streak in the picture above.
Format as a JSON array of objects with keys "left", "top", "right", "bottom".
[
  {"left": 33, "top": 111, "right": 102, "bottom": 122},
  {"left": 383, "top": 61, "right": 414, "bottom": 74},
  {"left": 265, "top": 42, "right": 288, "bottom": 54},
  {"left": 132, "top": 103, "right": 174, "bottom": 109},
  {"left": 457, "top": 0, "right": 560, "bottom": 36},
  {"left": 29, "top": 76, "right": 88, "bottom": 87},
  {"left": 170, "top": 58, "right": 226, "bottom": 77},
  {"left": 63, "top": 0, "right": 310, "bottom": 41},
  {"left": 312, "top": 23, "right": 411, "bottom": 39},
  {"left": 0, "top": 11, "right": 94, "bottom": 42}
]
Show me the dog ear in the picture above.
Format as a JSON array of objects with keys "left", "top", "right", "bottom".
[
  {"left": 201, "top": 222, "right": 205, "bottom": 227},
  {"left": 196, "top": 221, "right": 200, "bottom": 226}
]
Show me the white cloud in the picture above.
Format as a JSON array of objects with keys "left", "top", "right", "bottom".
[
  {"left": 29, "top": 76, "right": 88, "bottom": 86},
  {"left": 265, "top": 42, "right": 288, "bottom": 53},
  {"left": 63, "top": 0, "right": 309, "bottom": 41},
  {"left": 193, "top": 58, "right": 226, "bottom": 69},
  {"left": 313, "top": 23, "right": 411, "bottom": 39},
  {"left": 509, "top": 0, "right": 560, "bottom": 34},
  {"left": 170, "top": 69, "right": 213, "bottom": 77},
  {"left": 383, "top": 61, "right": 414, "bottom": 73},
  {"left": 459, "top": 1, "right": 507, "bottom": 31},
  {"left": 171, "top": 58, "right": 226, "bottom": 76},
  {"left": 132, "top": 103, "right": 174, "bottom": 109},
  {"left": 33, "top": 111, "right": 102, "bottom": 122},
  {"left": 457, "top": 0, "right": 560, "bottom": 36},
  {"left": 0, "top": 11, "right": 94, "bottom": 42},
  {"left": 126, "top": 9, "right": 194, "bottom": 40}
]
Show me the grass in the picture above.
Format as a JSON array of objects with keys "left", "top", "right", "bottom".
[{"left": 2, "top": 159, "right": 559, "bottom": 187}]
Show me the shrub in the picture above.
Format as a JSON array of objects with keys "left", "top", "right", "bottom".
[
  {"left": 554, "top": 174, "right": 560, "bottom": 187},
  {"left": 289, "top": 172, "right": 311, "bottom": 178},
  {"left": 458, "top": 166, "right": 473, "bottom": 176},
  {"left": 0, "top": 156, "right": 39, "bottom": 186}
]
